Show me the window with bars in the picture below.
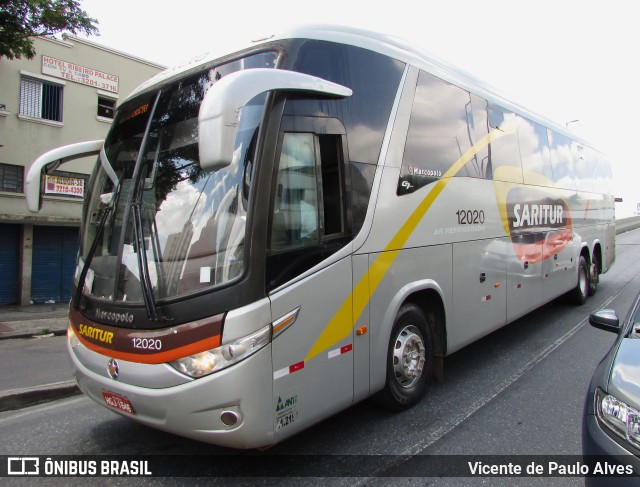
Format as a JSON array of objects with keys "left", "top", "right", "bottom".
[
  {"left": 0, "top": 163, "right": 24, "bottom": 193},
  {"left": 19, "top": 76, "right": 63, "bottom": 122}
]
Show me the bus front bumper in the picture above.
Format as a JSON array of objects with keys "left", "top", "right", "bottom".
[{"left": 69, "top": 341, "right": 275, "bottom": 449}]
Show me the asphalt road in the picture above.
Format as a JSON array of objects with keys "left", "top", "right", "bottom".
[
  {"left": 0, "top": 335, "right": 70, "bottom": 391},
  {"left": 2, "top": 229, "right": 640, "bottom": 486}
]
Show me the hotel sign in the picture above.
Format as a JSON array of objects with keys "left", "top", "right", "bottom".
[{"left": 42, "top": 55, "right": 119, "bottom": 93}]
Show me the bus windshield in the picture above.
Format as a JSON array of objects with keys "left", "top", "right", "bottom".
[{"left": 78, "top": 51, "right": 277, "bottom": 304}]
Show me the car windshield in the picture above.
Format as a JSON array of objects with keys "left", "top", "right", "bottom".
[{"left": 78, "top": 51, "right": 277, "bottom": 304}]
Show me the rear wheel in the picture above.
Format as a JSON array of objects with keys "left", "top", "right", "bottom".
[
  {"left": 588, "top": 255, "right": 599, "bottom": 296},
  {"left": 375, "top": 304, "right": 433, "bottom": 411},
  {"left": 569, "top": 255, "right": 589, "bottom": 305}
]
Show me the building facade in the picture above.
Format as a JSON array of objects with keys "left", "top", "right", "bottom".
[{"left": 0, "top": 35, "right": 164, "bottom": 305}]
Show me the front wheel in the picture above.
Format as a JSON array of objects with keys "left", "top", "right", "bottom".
[{"left": 375, "top": 304, "right": 433, "bottom": 411}]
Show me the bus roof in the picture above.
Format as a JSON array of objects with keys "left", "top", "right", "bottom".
[{"left": 127, "top": 24, "right": 595, "bottom": 150}]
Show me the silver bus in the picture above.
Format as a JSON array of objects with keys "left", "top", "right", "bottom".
[{"left": 26, "top": 25, "right": 615, "bottom": 448}]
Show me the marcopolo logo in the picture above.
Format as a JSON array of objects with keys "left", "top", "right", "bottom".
[{"left": 95, "top": 308, "right": 134, "bottom": 325}]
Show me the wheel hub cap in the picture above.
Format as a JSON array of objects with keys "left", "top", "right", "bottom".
[{"left": 393, "top": 325, "right": 426, "bottom": 388}]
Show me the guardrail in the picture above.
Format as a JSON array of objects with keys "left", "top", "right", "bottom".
[{"left": 616, "top": 216, "right": 640, "bottom": 235}]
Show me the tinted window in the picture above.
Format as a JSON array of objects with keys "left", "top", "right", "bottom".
[
  {"left": 592, "top": 150, "right": 613, "bottom": 194},
  {"left": 488, "top": 107, "right": 522, "bottom": 183},
  {"left": 574, "top": 142, "right": 594, "bottom": 193},
  {"left": 267, "top": 125, "right": 349, "bottom": 289},
  {"left": 271, "top": 133, "right": 320, "bottom": 251},
  {"left": 548, "top": 130, "right": 576, "bottom": 190},
  {"left": 399, "top": 71, "right": 528, "bottom": 194},
  {"left": 517, "top": 116, "right": 554, "bottom": 186},
  {"left": 350, "top": 161, "right": 376, "bottom": 233},
  {"left": 286, "top": 41, "right": 405, "bottom": 166},
  {"left": 271, "top": 132, "right": 346, "bottom": 253},
  {"left": 400, "top": 70, "right": 475, "bottom": 194}
]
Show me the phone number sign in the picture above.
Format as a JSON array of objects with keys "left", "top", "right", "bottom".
[
  {"left": 42, "top": 55, "right": 119, "bottom": 93},
  {"left": 45, "top": 175, "right": 85, "bottom": 197}
]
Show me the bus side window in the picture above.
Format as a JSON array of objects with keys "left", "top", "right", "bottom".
[
  {"left": 517, "top": 115, "right": 554, "bottom": 186},
  {"left": 487, "top": 106, "right": 523, "bottom": 183},
  {"left": 548, "top": 130, "right": 577, "bottom": 190},
  {"left": 268, "top": 127, "right": 349, "bottom": 289},
  {"left": 271, "top": 133, "right": 320, "bottom": 251}
]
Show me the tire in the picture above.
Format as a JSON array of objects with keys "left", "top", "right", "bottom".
[
  {"left": 375, "top": 303, "right": 433, "bottom": 411},
  {"left": 588, "top": 255, "right": 599, "bottom": 296},
  {"left": 569, "top": 255, "right": 589, "bottom": 305}
]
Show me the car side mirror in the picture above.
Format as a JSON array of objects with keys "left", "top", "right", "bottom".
[
  {"left": 589, "top": 309, "right": 621, "bottom": 334},
  {"left": 198, "top": 68, "right": 352, "bottom": 172}
]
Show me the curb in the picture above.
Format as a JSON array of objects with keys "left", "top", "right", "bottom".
[
  {"left": 0, "top": 329, "right": 67, "bottom": 341},
  {"left": 0, "top": 380, "right": 81, "bottom": 412}
]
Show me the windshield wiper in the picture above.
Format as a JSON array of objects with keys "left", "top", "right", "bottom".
[
  {"left": 73, "top": 205, "right": 113, "bottom": 311},
  {"left": 73, "top": 148, "right": 120, "bottom": 310},
  {"left": 130, "top": 202, "right": 164, "bottom": 321}
]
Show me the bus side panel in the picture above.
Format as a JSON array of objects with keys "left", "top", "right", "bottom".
[
  {"left": 542, "top": 231, "right": 580, "bottom": 303},
  {"left": 353, "top": 253, "right": 371, "bottom": 403},
  {"left": 605, "top": 221, "right": 616, "bottom": 271},
  {"left": 269, "top": 256, "right": 354, "bottom": 443},
  {"left": 450, "top": 238, "right": 508, "bottom": 351},
  {"left": 506, "top": 235, "right": 543, "bottom": 323}
]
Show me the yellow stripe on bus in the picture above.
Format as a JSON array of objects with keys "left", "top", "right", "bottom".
[{"left": 304, "top": 126, "right": 513, "bottom": 362}]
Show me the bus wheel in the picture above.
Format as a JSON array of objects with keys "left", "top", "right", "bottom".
[
  {"left": 376, "top": 304, "right": 433, "bottom": 411},
  {"left": 570, "top": 255, "right": 589, "bottom": 305},
  {"left": 588, "top": 256, "right": 599, "bottom": 296}
]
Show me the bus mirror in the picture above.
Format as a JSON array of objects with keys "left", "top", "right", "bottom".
[
  {"left": 26, "top": 140, "right": 103, "bottom": 212},
  {"left": 198, "top": 68, "right": 352, "bottom": 171}
]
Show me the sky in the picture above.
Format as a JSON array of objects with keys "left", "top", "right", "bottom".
[{"left": 77, "top": 0, "right": 639, "bottom": 217}]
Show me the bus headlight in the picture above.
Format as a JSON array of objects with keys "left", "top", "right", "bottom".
[
  {"left": 67, "top": 323, "right": 80, "bottom": 349},
  {"left": 170, "top": 324, "right": 271, "bottom": 378},
  {"left": 596, "top": 389, "right": 640, "bottom": 449}
]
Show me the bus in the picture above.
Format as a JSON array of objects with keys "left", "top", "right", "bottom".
[{"left": 26, "top": 25, "right": 615, "bottom": 449}]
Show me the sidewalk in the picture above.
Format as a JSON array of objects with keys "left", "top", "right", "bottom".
[
  {"left": 0, "top": 302, "right": 69, "bottom": 339},
  {"left": 0, "top": 303, "right": 80, "bottom": 412}
]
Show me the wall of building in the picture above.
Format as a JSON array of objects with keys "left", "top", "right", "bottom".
[{"left": 0, "top": 35, "right": 164, "bottom": 304}]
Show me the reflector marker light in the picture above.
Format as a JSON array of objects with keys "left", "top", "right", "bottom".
[
  {"left": 356, "top": 326, "right": 368, "bottom": 336},
  {"left": 274, "top": 361, "right": 305, "bottom": 380},
  {"left": 272, "top": 307, "right": 301, "bottom": 339},
  {"left": 328, "top": 344, "right": 353, "bottom": 359}
]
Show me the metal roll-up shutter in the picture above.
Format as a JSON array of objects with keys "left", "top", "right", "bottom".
[
  {"left": 32, "top": 226, "right": 79, "bottom": 303},
  {"left": 0, "top": 224, "right": 20, "bottom": 305}
]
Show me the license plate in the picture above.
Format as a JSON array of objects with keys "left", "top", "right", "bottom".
[{"left": 102, "top": 391, "right": 136, "bottom": 415}]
